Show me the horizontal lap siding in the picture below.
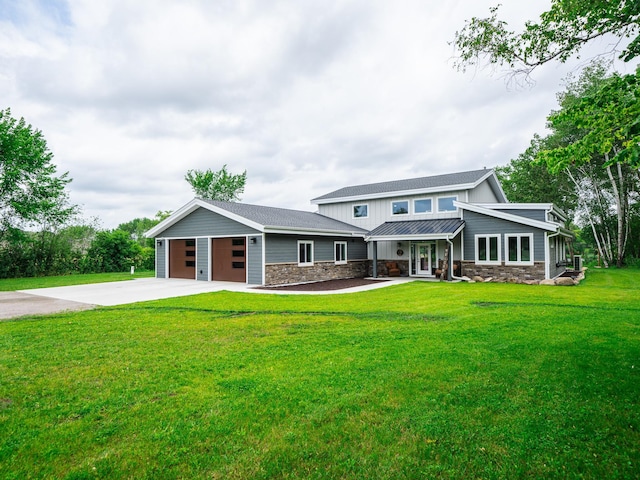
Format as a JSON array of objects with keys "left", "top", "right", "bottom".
[
  {"left": 494, "top": 209, "right": 546, "bottom": 222},
  {"left": 265, "top": 234, "right": 367, "bottom": 263},
  {"left": 160, "top": 208, "right": 260, "bottom": 238},
  {"left": 462, "top": 210, "right": 546, "bottom": 261},
  {"left": 196, "top": 238, "right": 208, "bottom": 281},
  {"left": 247, "top": 237, "right": 263, "bottom": 284},
  {"left": 156, "top": 242, "right": 166, "bottom": 278}
]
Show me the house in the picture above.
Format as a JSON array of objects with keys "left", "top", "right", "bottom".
[{"left": 146, "top": 168, "right": 573, "bottom": 285}]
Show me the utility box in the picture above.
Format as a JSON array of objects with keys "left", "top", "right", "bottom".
[{"left": 573, "top": 255, "right": 582, "bottom": 271}]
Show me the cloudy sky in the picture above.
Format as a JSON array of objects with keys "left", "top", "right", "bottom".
[{"left": 1, "top": 1, "right": 637, "bottom": 228}]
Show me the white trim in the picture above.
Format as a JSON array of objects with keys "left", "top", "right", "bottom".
[
  {"left": 298, "top": 240, "right": 314, "bottom": 266},
  {"left": 207, "top": 237, "right": 212, "bottom": 282},
  {"left": 505, "top": 233, "right": 535, "bottom": 266},
  {"left": 263, "top": 227, "right": 366, "bottom": 237},
  {"left": 164, "top": 238, "right": 169, "bottom": 279},
  {"left": 334, "top": 241, "right": 348, "bottom": 265},
  {"left": 475, "top": 234, "right": 501, "bottom": 265},
  {"left": 261, "top": 233, "right": 266, "bottom": 285},
  {"left": 391, "top": 199, "right": 410, "bottom": 216},
  {"left": 412, "top": 197, "right": 433, "bottom": 214},
  {"left": 455, "top": 201, "right": 558, "bottom": 232},
  {"left": 352, "top": 203, "right": 369, "bottom": 219}
]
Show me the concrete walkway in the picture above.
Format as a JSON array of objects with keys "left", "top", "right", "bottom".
[{"left": 2, "top": 277, "right": 413, "bottom": 321}]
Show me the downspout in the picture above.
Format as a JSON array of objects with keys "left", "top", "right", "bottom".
[{"left": 446, "top": 236, "right": 464, "bottom": 281}]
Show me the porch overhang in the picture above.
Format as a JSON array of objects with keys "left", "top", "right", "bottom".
[{"left": 365, "top": 219, "right": 465, "bottom": 242}]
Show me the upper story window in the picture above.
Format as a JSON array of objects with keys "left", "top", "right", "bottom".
[
  {"left": 438, "top": 196, "right": 457, "bottom": 212},
  {"left": 353, "top": 204, "right": 368, "bottom": 218},
  {"left": 506, "top": 234, "right": 533, "bottom": 265},
  {"left": 414, "top": 198, "right": 433, "bottom": 214},
  {"left": 475, "top": 234, "right": 501, "bottom": 265},
  {"left": 334, "top": 241, "right": 347, "bottom": 264},
  {"left": 298, "top": 240, "right": 314, "bottom": 266},
  {"left": 392, "top": 200, "right": 409, "bottom": 215}
]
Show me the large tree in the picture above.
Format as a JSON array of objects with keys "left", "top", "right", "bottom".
[
  {"left": 0, "top": 108, "right": 76, "bottom": 236},
  {"left": 452, "top": 0, "right": 640, "bottom": 78},
  {"left": 185, "top": 165, "right": 247, "bottom": 202}
]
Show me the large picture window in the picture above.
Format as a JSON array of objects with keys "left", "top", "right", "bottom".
[
  {"left": 437, "top": 196, "right": 457, "bottom": 212},
  {"left": 414, "top": 198, "right": 432, "bottom": 214},
  {"left": 506, "top": 234, "right": 534, "bottom": 265},
  {"left": 335, "top": 241, "right": 347, "bottom": 264},
  {"left": 298, "top": 241, "right": 314, "bottom": 266},
  {"left": 475, "top": 234, "right": 501, "bottom": 264},
  {"left": 392, "top": 200, "right": 409, "bottom": 215},
  {"left": 353, "top": 204, "right": 368, "bottom": 218}
]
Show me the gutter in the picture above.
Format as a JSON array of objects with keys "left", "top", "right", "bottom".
[{"left": 446, "top": 236, "right": 464, "bottom": 281}]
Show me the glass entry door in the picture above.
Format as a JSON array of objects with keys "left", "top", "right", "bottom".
[{"left": 415, "top": 242, "right": 436, "bottom": 276}]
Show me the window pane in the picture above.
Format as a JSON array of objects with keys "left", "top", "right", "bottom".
[
  {"left": 414, "top": 199, "right": 432, "bottom": 213},
  {"left": 299, "top": 243, "right": 306, "bottom": 263},
  {"left": 521, "top": 236, "right": 531, "bottom": 262},
  {"left": 438, "top": 197, "right": 456, "bottom": 212},
  {"left": 306, "top": 243, "right": 312, "bottom": 262},
  {"left": 392, "top": 201, "right": 409, "bottom": 215},
  {"left": 353, "top": 205, "right": 368, "bottom": 218},
  {"left": 478, "top": 237, "right": 487, "bottom": 261},
  {"left": 489, "top": 237, "right": 498, "bottom": 261},
  {"left": 508, "top": 237, "right": 518, "bottom": 262}
]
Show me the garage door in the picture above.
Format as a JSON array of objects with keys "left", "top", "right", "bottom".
[
  {"left": 169, "top": 239, "right": 196, "bottom": 279},
  {"left": 212, "top": 237, "right": 246, "bottom": 282}
]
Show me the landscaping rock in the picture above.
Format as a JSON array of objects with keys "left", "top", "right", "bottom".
[
  {"left": 555, "top": 277, "right": 577, "bottom": 286},
  {"left": 472, "top": 276, "right": 484, "bottom": 282},
  {"left": 484, "top": 277, "right": 493, "bottom": 283},
  {"left": 540, "top": 279, "right": 556, "bottom": 286}
]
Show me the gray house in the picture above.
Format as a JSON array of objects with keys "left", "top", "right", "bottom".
[{"left": 147, "top": 169, "right": 573, "bottom": 285}]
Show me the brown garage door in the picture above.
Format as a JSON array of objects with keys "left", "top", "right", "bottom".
[
  {"left": 169, "top": 239, "right": 196, "bottom": 279},
  {"left": 212, "top": 237, "right": 246, "bottom": 282}
]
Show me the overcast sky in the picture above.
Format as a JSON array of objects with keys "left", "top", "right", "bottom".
[{"left": 2, "top": 1, "right": 637, "bottom": 228}]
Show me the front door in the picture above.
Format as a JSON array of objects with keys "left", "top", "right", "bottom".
[{"left": 416, "top": 242, "right": 436, "bottom": 276}]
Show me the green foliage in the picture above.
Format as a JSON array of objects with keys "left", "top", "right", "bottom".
[
  {"left": 185, "top": 164, "right": 247, "bottom": 202},
  {"left": 1, "top": 270, "right": 639, "bottom": 478},
  {"left": 85, "top": 230, "right": 143, "bottom": 273},
  {"left": 0, "top": 270, "right": 154, "bottom": 291},
  {"left": 116, "top": 211, "right": 169, "bottom": 248},
  {"left": 452, "top": 0, "right": 640, "bottom": 77},
  {"left": 0, "top": 108, "right": 76, "bottom": 234}
]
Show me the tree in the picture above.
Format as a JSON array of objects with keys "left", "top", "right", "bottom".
[
  {"left": 452, "top": 1, "right": 640, "bottom": 78},
  {"left": 185, "top": 165, "right": 246, "bottom": 202},
  {"left": 85, "top": 230, "right": 143, "bottom": 273},
  {"left": 117, "top": 211, "right": 171, "bottom": 247},
  {"left": 0, "top": 108, "right": 76, "bottom": 236}
]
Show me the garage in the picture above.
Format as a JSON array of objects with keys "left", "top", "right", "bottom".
[
  {"left": 212, "top": 237, "right": 246, "bottom": 282},
  {"left": 169, "top": 238, "right": 196, "bottom": 279}
]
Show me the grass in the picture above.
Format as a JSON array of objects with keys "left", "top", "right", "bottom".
[
  {"left": 0, "top": 270, "right": 154, "bottom": 291},
  {"left": 0, "top": 269, "right": 639, "bottom": 479}
]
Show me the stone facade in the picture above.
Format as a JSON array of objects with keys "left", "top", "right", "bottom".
[
  {"left": 264, "top": 260, "right": 368, "bottom": 286},
  {"left": 461, "top": 261, "right": 546, "bottom": 282}
]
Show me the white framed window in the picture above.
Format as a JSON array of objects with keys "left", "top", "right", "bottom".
[
  {"left": 392, "top": 200, "right": 409, "bottom": 215},
  {"left": 475, "top": 234, "right": 501, "bottom": 265},
  {"left": 413, "top": 198, "right": 433, "bottom": 214},
  {"left": 353, "top": 204, "right": 369, "bottom": 219},
  {"left": 505, "top": 234, "right": 534, "bottom": 265},
  {"left": 438, "top": 196, "right": 458, "bottom": 212},
  {"left": 298, "top": 240, "right": 314, "bottom": 266},
  {"left": 334, "top": 241, "right": 347, "bottom": 264}
]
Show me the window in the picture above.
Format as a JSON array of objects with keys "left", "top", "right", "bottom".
[
  {"left": 475, "top": 234, "right": 501, "bottom": 264},
  {"left": 232, "top": 262, "right": 245, "bottom": 269},
  {"left": 438, "top": 196, "right": 457, "bottom": 212},
  {"left": 298, "top": 240, "right": 314, "bottom": 266},
  {"left": 335, "top": 241, "right": 347, "bottom": 264},
  {"left": 392, "top": 200, "right": 409, "bottom": 215},
  {"left": 353, "top": 204, "right": 368, "bottom": 218},
  {"left": 232, "top": 238, "right": 245, "bottom": 246},
  {"left": 506, "top": 234, "right": 534, "bottom": 265},
  {"left": 414, "top": 198, "right": 432, "bottom": 214}
]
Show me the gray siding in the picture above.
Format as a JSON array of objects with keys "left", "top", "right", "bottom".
[
  {"left": 196, "top": 237, "right": 208, "bottom": 281},
  {"left": 247, "top": 236, "right": 263, "bottom": 284},
  {"left": 156, "top": 241, "right": 166, "bottom": 278},
  {"left": 265, "top": 234, "right": 367, "bottom": 264},
  {"left": 494, "top": 209, "right": 546, "bottom": 222},
  {"left": 462, "top": 210, "right": 546, "bottom": 262},
  {"left": 160, "top": 207, "right": 260, "bottom": 238}
]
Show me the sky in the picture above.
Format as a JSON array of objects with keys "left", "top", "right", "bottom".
[{"left": 1, "top": 0, "right": 637, "bottom": 229}]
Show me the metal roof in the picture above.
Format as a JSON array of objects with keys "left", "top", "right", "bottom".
[
  {"left": 312, "top": 169, "right": 494, "bottom": 203},
  {"left": 366, "top": 219, "right": 465, "bottom": 239},
  {"left": 199, "top": 199, "right": 368, "bottom": 234}
]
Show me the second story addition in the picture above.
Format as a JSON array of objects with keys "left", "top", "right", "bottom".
[{"left": 311, "top": 169, "right": 507, "bottom": 230}]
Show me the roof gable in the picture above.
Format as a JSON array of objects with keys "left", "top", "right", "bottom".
[{"left": 312, "top": 169, "right": 505, "bottom": 204}]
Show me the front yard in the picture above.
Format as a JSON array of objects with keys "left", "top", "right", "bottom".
[{"left": 1, "top": 269, "right": 638, "bottom": 479}]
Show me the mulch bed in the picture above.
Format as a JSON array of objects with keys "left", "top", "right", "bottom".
[{"left": 256, "top": 278, "right": 388, "bottom": 291}]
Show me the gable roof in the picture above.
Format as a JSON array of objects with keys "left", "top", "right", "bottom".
[
  {"left": 145, "top": 198, "right": 368, "bottom": 238},
  {"left": 366, "top": 219, "right": 465, "bottom": 241},
  {"left": 454, "top": 201, "right": 559, "bottom": 232},
  {"left": 312, "top": 168, "right": 506, "bottom": 204}
]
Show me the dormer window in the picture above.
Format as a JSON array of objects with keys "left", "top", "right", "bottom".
[{"left": 392, "top": 201, "right": 409, "bottom": 215}]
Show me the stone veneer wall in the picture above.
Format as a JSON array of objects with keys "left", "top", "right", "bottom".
[
  {"left": 264, "top": 260, "right": 368, "bottom": 286},
  {"left": 461, "top": 261, "right": 546, "bottom": 281}
]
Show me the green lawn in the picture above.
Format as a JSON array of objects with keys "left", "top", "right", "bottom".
[
  {"left": 0, "top": 270, "right": 154, "bottom": 291},
  {"left": 1, "top": 269, "right": 638, "bottom": 479}
]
